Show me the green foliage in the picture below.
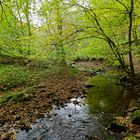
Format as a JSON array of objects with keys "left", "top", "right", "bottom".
[
  {"left": 107, "top": 59, "right": 120, "bottom": 67},
  {"left": 0, "top": 62, "right": 50, "bottom": 91},
  {"left": 10, "top": 92, "right": 26, "bottom": 102},
  {"left": 73, "top": 45, "right": 109, "bottom": 61},
  {"left": 0, "top": 0, "right": 140, "bottom": 72},
  {"left": 10, "top": 92, "right": 33, "bottom": 102},
  {"left": 0, "top": 65, "right": 31, "bottom": 90},
  {"left": 132, "top": 110, "right": 140, "bottom": 119},
  {"left": 0, "top": 63, "right": 79, "bottom": 104},
  {"left": 0, "top": 92, "right": 33, "bottom": 104},
  {"left": 124, "top": 136, "right": 137, "bottom": 140}
]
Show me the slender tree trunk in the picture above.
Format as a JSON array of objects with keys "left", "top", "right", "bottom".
[
  {"left": 56, "top": 0, "right": 66, "bottom": 64},
  {"left": 26, "top": 14, "right": 31, "bottom": 55},
  {"left": 128, "top": 0, "right": 135, "bottom": 77},
  {"left": 25, "top": 0, "right": 31, "bottom": 56}
]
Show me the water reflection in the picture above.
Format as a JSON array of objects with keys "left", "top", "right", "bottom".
[
  {"left": 16, "top": 97, "right": 119, "bottom": 140},
  {"left": 86, "top": 76, "right": 131, "bottom": 116}
]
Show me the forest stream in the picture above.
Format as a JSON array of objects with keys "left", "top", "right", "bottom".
[
  {"left": 16, "top": 75, "right": 132, "bottom": 140},
  {"left": 1, "top": 0, "right": 140, "bottom": 139}
]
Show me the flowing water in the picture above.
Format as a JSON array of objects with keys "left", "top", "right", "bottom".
[{"left": 16, "top": 75, "right": 132, "bottom": 140}]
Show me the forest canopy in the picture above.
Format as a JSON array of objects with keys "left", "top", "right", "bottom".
[{"left": 0, "top": 0, "right": 140, "bottom": 75}]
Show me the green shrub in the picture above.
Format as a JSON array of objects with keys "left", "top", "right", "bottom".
[
  {"left": 0, "top": 92, "right": 33, "bottom": 104},
  {"left": 124, "top": 136, "right": 137, "bottom": 140},
  {"left": 0, "top": 65, "right": 32, "bottom": 90}
]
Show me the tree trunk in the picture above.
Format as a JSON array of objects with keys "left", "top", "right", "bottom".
[
  {"left": 56, "top": 0, "right": 66, "bottom": 64},
  {"left": 128, "top": 0, "right": 135, "bottom": 77}
]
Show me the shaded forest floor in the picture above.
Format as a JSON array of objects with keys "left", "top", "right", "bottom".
[
  {"left": 0, "top": 58, "right": 140, "bottom": 139},
  {"left": 0, "top": 61, "right": 90, "bottom": 139}
]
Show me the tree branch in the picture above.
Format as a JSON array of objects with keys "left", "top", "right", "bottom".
[{"left": 115, "top": 0, "right": 129, "bottom": 12}]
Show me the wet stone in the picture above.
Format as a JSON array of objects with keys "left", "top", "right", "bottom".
[
  {"left": 73, "top": 100, "right": 80, "bottom": 105},
  {"left": 68, "top": 114, "right": 72, "bottom": 117},
  {"left": 53, "top": 113, "right": 57, "bottom": 116}
]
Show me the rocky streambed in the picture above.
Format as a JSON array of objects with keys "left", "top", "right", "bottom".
[
  {"left": 16, "top": 76, "right": 130, "bottom": 140},
  {"left": 16, "top": 97, "right": 121, "bottom": 140}
]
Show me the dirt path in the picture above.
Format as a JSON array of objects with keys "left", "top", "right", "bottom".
[{"left": 75, "top": 60, "right": 108, "bottom": 70}]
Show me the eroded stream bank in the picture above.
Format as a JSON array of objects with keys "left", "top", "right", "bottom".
[{"left": 16, "top": 75, "right": 136, "bottom": 140}]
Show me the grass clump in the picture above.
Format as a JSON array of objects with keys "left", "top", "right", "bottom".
[
  {"left": 0, "top": 92, "right": 33, "bottom": 104},
  {"left": 11, "top": 92, "right": 33, "bottom": 102},
  {"left": 0, "top": 65, "right": 32, "bottom": 90}
]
